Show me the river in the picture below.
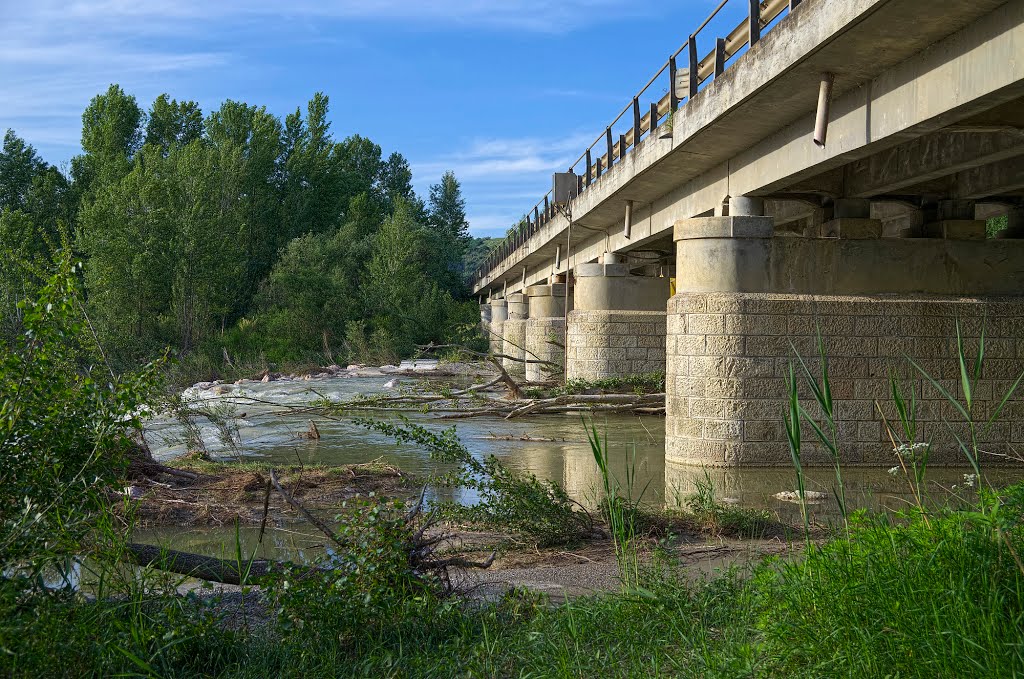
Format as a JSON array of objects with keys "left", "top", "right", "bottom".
[{"left": 137, "top": 367, "right": 1024, "bottom": 561}]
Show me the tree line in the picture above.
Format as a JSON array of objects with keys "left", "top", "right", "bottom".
[{"left": 0, "top": 85, "right": 489, "bottom": 374}]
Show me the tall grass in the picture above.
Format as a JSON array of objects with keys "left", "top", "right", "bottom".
[
  {"left": 584, "top": 418, "right": 645, "bottom": 589},
  {"left": 789, "top": 329, "right": 847, "bottom": 530}
]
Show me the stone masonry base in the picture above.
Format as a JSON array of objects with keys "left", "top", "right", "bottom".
[
  {"left": 502, "top": 319, "right": 527, "bottom": 377},
  {"left": 488, "top": 320, "right": 505, "bottom": 357},
  {"left": 566, "top": 310, "right": 667, "bottom": 381},
  {"left": 525, "top": 318, "right": 566, "bottom": 383},
  {"left": 666, "top": 292, "right": 1024, "bottom": 466}
]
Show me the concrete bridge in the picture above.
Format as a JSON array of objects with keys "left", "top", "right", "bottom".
[{"left": 476, "top": 0, "right": 1024, "bottom": 467}]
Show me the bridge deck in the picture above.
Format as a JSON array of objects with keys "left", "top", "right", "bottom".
[{"left": 474, "top": 0, "right": 1022, "bottom": 296}]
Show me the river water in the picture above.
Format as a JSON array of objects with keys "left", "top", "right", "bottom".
[{"left": 137, "top": 369, "right": 1024, "bottom": 561}]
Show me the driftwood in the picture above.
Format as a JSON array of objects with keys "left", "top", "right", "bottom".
[
  {"left": 124, "top": 542, "right": 291, "bottom": 585},
  {"left": 505, "top": 393, "right": 664, "bottom": 419},
  {"left": 125, "top": 469, "right": 496, "bottom": 589},
  {"left": 126, "top": 436, "right": 199, "bottom": 482}
]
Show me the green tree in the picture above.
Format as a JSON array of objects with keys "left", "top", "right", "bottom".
[
  {"left": 378, "top": 151, "right": 426, "bottom": 219},
  {"left": 79, "top": 147, "right": 176, "bottom": 361},
  {"left": 205, "top": 99, "right": 284, "bottom": 304},
  {"left": 336, "top": 134, "right": 384, "bottom": 218},
  {"left": 425, "top": 171, "right": 471, "bottom": 296},
  {"left": 281, "top": 93, "right": 348, "bottom": 240},
  {"left": 145, "top": 94, "right": 203, "bottom": 153},
  {"left": 257, "top": 227, "right": 358, "bottom": 359},
  {"left": 71, "top": 85, "right": 144, "bottom": 198},
  {"left": 0, "top": 130, "right": 46, "bottom": 212},
  {"left": 0, "top": 130, "right": 71, "bottom": 253},
  {"left": 380, "top": 152, "right": 414, "bottom": 206},
  {"left": 359, "top": 199, "right": 455, "bottom": 361},
  {"left": 164, "top": 141, "right": 246, "bottom": 352}
]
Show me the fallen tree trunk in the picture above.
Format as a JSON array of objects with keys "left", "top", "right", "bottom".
[
  {"left": 505, "top": 393, "right": 666, "bottom": 419},
  {"left": 125, "top": 542, "right": 291, "bottom": 585}
]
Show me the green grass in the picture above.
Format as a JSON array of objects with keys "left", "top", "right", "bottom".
[
  {"left": 674, "top": 471, "right": 784, "bottom": 539},
  {"left": 5, "top": 483, "right": 1023, "bottom": 678}
]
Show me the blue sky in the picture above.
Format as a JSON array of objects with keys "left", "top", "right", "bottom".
[{"left": 2, "top": 0, "right": 743, "bottom": 237}]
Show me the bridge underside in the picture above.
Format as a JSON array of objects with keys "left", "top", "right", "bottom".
[{"left": 477, "top": 0, "right": 1024, "bottom": 467}]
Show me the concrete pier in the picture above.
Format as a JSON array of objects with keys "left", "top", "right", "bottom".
[
  {"left": 480, "top": 303, "right": 492, "bottom": 332},
  {"left": 525, "top": 284, "right": 568, "bottom": 383},
  {"left": 502, "top": 293, "right": 529, "bottom": 377},
  {"left": 488, "top": 298, "right": 507, "bottom": 357},
  {"left": 566, "top": 262, "right": 671, "bottom": 381},
  {"left": 666, "top": 215, "right": 1024, "bottom": 466}
]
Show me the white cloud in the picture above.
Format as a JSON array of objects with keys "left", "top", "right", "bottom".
[
  {"left": 411, "top": 132, "right": 598, "bottom": 236},
  {"left": 412, "top": 133, "right": 594, "bottom": 180},
  {"left": 0, "top": 0, "right": 652, "bottom": 157}
]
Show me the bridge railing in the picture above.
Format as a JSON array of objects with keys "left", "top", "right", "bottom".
[{"left": 477, "top": 0, "right": 803, "bottom": 287}]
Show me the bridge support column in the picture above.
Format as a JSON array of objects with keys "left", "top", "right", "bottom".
[
  {"left": 820, "top": 198, "right": 883, "bottom": 239},
  {"left": 488, "top": 298, "right": 507, "bottom": 356},
  {"left": 924, "top": 200, "right": 986, "bottom": 240},
  {"left": 525, "top": 284, "right": 568, "bottom": 383},
  {"left": 480, "top": 303, "right": 492, "bottom": 334},
  {"left": 667, "top": 213, "right": 1024, "bottom": 467},
  {"left": 566, "top": 262, "right": 671, "bottom": 381},
  {"left": 502, "top": 293, "right": 529, "bottom": 377}
]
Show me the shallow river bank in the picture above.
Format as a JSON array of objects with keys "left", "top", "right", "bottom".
[{"left": 139, "top": 364, "right": 1024, "bottom": 564}]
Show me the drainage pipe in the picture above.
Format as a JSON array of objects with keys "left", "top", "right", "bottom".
[{"left": 813, "top": 72, "right": 835, "bottom": 148}]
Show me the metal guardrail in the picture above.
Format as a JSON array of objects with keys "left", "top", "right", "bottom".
[{"left": 477, "top": 0, "right": 802, "bottom": 286}]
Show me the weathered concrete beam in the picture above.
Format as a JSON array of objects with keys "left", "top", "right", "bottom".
[
  {"left": 476, "top": 0, "right": 1023, "bottom": 295},
  {"left": 844, "top": 130, "right": 1024, "bottom": 198},
  {"left": 956, "top": 156, "right": 1024, "bottom": 199},
  {"left": 731, "top": 2, "right": 1024, "bottom": 198}
]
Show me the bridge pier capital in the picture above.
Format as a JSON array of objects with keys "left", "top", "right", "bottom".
[{"left": 674, "top": 215, "right": 776, "bottom": 294}]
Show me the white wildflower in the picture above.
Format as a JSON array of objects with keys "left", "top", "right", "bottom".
[
  {"left": 893, "top": 442, "right": 929, "bottom": 459},
  {"left": 962, "top": 473, "right": 977, "bottom": 489},
  {"left": 888, "top": 466, "right": 900, "bottom": 477}
]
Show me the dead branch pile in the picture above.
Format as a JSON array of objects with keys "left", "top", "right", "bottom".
[
  {"left": 126, "top": 476, "right": 494, "bottom": 590},
  {"left": 314, "top": 388, "right": 666, "bottom": 420},
  {"left": 124, "top": 461, "right": 407, "bottom": 527}
]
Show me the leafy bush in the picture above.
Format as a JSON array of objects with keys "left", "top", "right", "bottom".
[
  {"left": 0, "top": 255, "right": 163, "bottom": 581},
  {"left": 682, "top": 471, "right": 778, "bottom": 539},
  {"left": 557, "top": 372, "right": 665, "bottom": 396},
  {"left": 359, "top": 418, "right": 594, "bottom": 546},
  {"left": 266, "top": 497, "right": 433, "bottom": 660}
]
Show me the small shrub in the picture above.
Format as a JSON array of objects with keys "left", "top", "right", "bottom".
[
  {"left": 266, "top": 497, "right": 433, "bottom": 658},
  {"left": 358, "top": 418, "right": 594, "bottom": 546},
  {"left": 0, "top": 256, "right": 163, "bottom": 580},
  {"left": 683, "top": 472, "right": 778, "bottom": 539},
  {"left": 557, "top": 372, "right": 665, "bottom": 396}
]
